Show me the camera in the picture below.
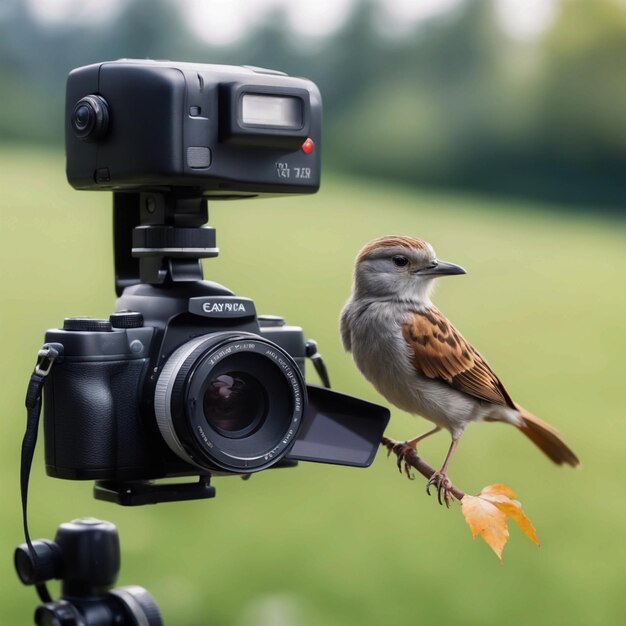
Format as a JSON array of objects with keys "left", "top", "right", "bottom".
[
  {"left": 43, "top": 292, "right": 390, "bottom": 483},
  {"left": 40, "top": 60, "right": 389, "bottom": 505},
  {"left": 66, "top": 59, "right": 321, "bottom": 196}
]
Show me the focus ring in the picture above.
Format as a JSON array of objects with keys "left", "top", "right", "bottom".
[{"left": 154, "top": 334, "right": 221, "bottom": 467}]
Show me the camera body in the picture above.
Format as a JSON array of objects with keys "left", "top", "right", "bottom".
[
  {"left": 44, "top": 285, "right": 311, "bottom": 480},
  {"left": 66, "top": 59, "right": 321, "bottom": 197}
]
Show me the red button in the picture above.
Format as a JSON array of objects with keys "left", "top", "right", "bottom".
[{"left": 302, "top": 138, "right": 314, "bottom": 154}]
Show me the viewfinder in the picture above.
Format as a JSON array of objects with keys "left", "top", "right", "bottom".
[{"left": 241, "top": 94, "right": 302, "bottom": 128}]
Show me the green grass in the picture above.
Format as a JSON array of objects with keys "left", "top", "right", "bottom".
[{"left": 1, "top": 144, "right": 625, "bottom": 625}]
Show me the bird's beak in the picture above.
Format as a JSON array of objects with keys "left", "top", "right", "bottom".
[{"left": 414, "top": 260, "right": 466, "bottom": 277}]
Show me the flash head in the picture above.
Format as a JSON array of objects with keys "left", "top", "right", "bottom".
[{"left": 65, "top": 59, "right": 322, "bottom": 198}]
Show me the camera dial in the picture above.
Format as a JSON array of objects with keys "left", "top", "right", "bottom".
[
  {"left": 155, "top": 332, "right": 305, "bottom": 473},
  {"left": 71, "top": 95, "right": 109, "bottom": 142}
]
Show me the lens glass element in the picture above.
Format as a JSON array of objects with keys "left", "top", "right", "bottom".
[
  {"left": 73, "top": 104, "right": 92, "bottom": 130},
  {"left": 71, "top": 95, "right": 109, "bottom": 142},
  {"left": 202, "top": 371, "right": 266, "bottom": 438}
]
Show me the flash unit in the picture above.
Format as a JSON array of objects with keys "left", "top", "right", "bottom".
[
  {"left": 241, "top": 94, "right": 303, "bottom": 128},
  {"left": 66, "top": 60, "right": 320, "bottom": 197}
]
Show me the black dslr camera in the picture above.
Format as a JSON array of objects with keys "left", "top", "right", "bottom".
[{"left": 41, "top": 60, "right": 389, "bottom": 505}]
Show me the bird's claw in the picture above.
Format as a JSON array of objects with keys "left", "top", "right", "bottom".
[
  {"left": 426, "top": 472, "right": 453, "bottom": 507},
  {"left": 390, "top": 441, "right": 416, "bottom": 480}
]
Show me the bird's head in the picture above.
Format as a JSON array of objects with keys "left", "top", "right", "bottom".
[{"left": 352, "top": 235, "right": 466, "bottom": 305}]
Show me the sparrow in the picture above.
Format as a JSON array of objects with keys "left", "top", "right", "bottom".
[{"left": 340, "top": 235, "right": 579, "bottom": 504}]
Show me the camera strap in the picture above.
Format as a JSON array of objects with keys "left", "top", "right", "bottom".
[
  {"left": 305, "top": 340, "right": 331, "bottom": 389},
  {"left": 21, "top": 343, "right": 64, "bottom": 604}
]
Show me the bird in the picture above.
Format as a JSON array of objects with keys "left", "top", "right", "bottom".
[{"left": 340, "top": 235, "right": 580, "bottom": 505}]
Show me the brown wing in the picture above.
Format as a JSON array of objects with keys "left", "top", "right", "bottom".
[{"left": 402, "top": 308, "right": 516, "bottom": 409}]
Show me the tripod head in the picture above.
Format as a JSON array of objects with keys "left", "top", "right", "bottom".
[
  {"left": 113, "top": 191, "right": 219, "bottom": 295},
  {"left": 15, "top": 518, "right": 163, "bottom": 626}
]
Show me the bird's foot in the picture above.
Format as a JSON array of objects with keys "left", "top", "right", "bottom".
[
  {"left": 388, "top": 441, "right": 417, "bottom": 480},
  {"left": 426, "top": 471, "right": 453, "bottom": 507}
]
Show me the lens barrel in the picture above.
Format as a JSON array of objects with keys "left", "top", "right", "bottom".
[
  {"left": 155, "top": 332, "right": 305, "bottom": 473},
  {"left": 71, "top": 95, "right": 109, "bottom": 142}
]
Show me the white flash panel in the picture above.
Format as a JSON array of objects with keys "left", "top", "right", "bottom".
[{"left": 241, "top": 94, "right": 302, "bottom": 128}]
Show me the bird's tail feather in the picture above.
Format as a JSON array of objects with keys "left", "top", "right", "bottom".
[{"left": 515, "top": 405, "right": 580, "bottom": 468}]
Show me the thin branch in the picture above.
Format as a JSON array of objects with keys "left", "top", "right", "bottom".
[{"left": 381, "top": 436, "right": 466, "bottom": 502}]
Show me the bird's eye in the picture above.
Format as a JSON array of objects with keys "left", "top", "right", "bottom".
[{"left": 392, "top": 255, "right": 409, "bottom": 267}]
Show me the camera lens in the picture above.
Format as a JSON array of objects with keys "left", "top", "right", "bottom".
[
  {"left": 202, "top": 372, "right": 267, "bottom": 437},
  {"left": 155, "top": 333, "right": 306, "bottom": 473},
  {"left": 71, "top": 95, "right": 109, "bottom": 142},
  {"left": 73, "top": 104, "right": 91, "bottom": 130}
]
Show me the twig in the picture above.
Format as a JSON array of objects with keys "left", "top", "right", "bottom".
[{"left": 381, "top": 436, "right": 465, "bottom": 502}]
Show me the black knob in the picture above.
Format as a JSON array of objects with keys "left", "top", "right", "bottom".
[
  {"left": 305, "top": 339, "right": 318, "bottom": 357},
  {"left": 63, "top": 318, "right": 112, "bottom": 332},
  {"left": 110, "top": 311, "right": 144, "bottom": 328},
  {"left": 258, "top": 315, "right": 285, "bottom": 328},
  {"left": 14, "top": 539, "right": 63, "bottom": 586},
  {"left": 110, "top": 586, "right": 164, "bottom": 626},
  {"left": 54, "top": 518, "right": 120, "bottom": 596},
  {"left": 63, "top": 317, "right": 113, "bottom": 333},
  {"left": 34, "top": 600, "right": 81, "bottom": 626}
]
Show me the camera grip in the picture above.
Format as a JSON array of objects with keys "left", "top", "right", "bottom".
[{"left": 44, "top": 359, "right": 148, "bottom": 479}]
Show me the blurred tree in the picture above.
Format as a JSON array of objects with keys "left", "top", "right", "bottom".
[
  {"left": 532, "top": 0, "right": 626, "bottom": 204},
  {"left": 0, "top": 0, "right": 624, "bottom": 210}
]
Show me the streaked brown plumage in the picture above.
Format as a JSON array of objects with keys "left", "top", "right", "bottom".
[
  {"left": 402, "top": 309, "right": 515, "bottom": 407},
  {"left": 402, "top": 308, "right": 579, "bottom": 467}
]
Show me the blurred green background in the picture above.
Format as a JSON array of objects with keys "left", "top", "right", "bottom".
[{"left": 1, "top": 1, "right": 625, "bottom": 625}]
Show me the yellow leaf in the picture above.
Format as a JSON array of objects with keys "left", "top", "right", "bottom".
[
  {"left": 490, "top": 497, "right": 540, "bottom": 546},
  {"left": 460, "top": 483, "right": 540, "bottom": 560},
  {"left": 461, "top": 494, "right": 509, "bottom": 560},
  {"left": 480, "top": 483, "right": 517, "bottom": 499}
]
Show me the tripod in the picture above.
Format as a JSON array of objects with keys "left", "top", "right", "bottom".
[{"left": 15, "top": 518, "right": 163, "bottom": 626}]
